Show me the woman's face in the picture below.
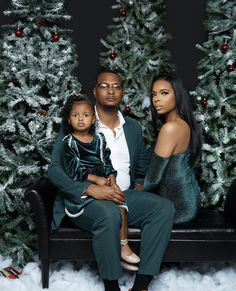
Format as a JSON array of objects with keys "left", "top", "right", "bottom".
[{"left": 151, "top": 79, "right": 176, "bottom": 116}]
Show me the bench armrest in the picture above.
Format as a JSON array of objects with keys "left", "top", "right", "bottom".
[{"left": 25, "top": 177, "right": 57, "bottom": 259}]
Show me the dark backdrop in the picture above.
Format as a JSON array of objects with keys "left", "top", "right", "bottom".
[{"left": 0, "top": 0, "right": 207, "bottom": 95}]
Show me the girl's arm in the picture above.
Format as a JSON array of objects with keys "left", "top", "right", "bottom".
[{"left": 108, "top": 173, "right": 117, "bottom": 186}]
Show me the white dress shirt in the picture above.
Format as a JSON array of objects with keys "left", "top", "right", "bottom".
[{"left": 95, "top": 108, "right": 131, "bottom": 191}]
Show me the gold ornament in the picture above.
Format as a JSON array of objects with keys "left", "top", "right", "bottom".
[{"left": 37, "top": 108, "right": 48, "bottom": 116}]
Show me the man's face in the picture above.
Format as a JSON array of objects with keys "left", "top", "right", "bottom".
[{"left": 93, "top": 72, "right": 124, "bottom": 108}]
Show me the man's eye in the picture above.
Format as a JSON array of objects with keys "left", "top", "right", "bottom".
[
  {"left": 99, "top": 83, "right": 109, "bottom": 89},
  {"left": 112, "top": 84, "right": 121, "bottom": 89},
  {"left": 97, "top": 83, "right": 122, "bottom": 90}
]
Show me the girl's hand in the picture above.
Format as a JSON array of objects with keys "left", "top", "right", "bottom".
[
  {"left": 106, "top": 177, "right": 112, "bottom": 186},
  {"left": 95, "top": 176, "right": 111, "bottom": 186}
]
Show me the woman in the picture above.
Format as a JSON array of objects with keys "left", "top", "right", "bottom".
[{"left": 143, "top": 74, "right": 202, "bottom": 223}]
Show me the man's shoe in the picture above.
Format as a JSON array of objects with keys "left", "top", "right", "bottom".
[{"left": 120, "top": 261, "right": 139, "bottom": 271}]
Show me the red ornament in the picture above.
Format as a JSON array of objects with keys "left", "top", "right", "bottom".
[
  {"left": 226, "top": 64, "right": 235, "bottom": 73},
  {"left": 200, "top": 98, "right": 208, "bottom": 106},
  {"left": 120, "top": 9, "right": 126, "bottom": 17},
  {"left": 15, "top": 27, "right": 23, "bottom": 37},
  {"left": 125, "top": 105, "right": 131, "bottom": 114},
  {"left": 221, "top": 42, "right": 229, "bottom": 53},
  {"left": 52, "top": 32, "right": 60, "bottom": 41},
  {"left": 109, "top": 52, "right": 117, "bottom": 60}
]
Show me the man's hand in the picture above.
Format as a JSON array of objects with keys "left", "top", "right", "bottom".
[
  {"left": 85, "top": 184, "right": 125, "bottom": 205},
  {"left": 111, "top": 183, "right": 121, "bottom": 192}
]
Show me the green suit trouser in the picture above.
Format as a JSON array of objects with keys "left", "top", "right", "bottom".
[{"left": 69, "top": 189, "right": 175, "bottom": 280}]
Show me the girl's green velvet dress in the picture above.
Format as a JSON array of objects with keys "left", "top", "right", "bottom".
[
  {"left": 62, "top": 132, "right": 117, "bottom": 217},
  {"left": 144, "top": 151, "right": 200, "bottom": 223}
]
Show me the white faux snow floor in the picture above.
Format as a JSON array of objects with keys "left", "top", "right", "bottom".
[{"left": 1, "top": 255, "right": 236, "bottom": 291}]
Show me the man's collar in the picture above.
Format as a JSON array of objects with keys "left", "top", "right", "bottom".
[{"left": 95, "top": 106, "right": 125, "bottom": 128}]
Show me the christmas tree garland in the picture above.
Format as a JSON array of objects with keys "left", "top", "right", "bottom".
[
  {"left": 0, "top": 0, "right": 81, "bottom": 263},
  {"left": 99, "top": 0, "right": 175, "bottom": 144},
  {"left": 192, "top": 0, "right": 236, "bottom": 208}
]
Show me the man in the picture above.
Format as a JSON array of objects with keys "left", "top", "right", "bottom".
[{"left": 48, "top": 68, "right": 175, "bottom": 291}]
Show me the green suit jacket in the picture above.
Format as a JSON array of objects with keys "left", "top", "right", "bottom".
[{"left": 48, "top": 115, "right": 151, "bottom": 229}]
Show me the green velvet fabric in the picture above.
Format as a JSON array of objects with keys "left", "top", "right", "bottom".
[
  {"left": 63, "top": 133, "right": 117, "bottom": 182},
  {"left": 62, "top": 132, "right": 117, "bottom": 218},
  {"left": 144, "top": 151, "right": 200, "bottom": 223}
]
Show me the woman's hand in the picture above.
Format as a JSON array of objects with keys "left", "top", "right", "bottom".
[{"left": 134, "top": 182, "right": 143, "bottom": 191}]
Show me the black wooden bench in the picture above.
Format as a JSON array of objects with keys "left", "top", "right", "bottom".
[{"left": 25, "top": 177, "right": 236, "bottom": 289}]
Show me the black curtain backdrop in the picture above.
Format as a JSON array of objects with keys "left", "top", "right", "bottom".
[{"left": 0, "top": 0, "right": 207, "bottom": 95}]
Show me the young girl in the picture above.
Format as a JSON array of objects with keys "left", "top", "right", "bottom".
[
  {"left": 61, "top": 94, "right": 140, "bottom": 270},
  {"left": 143, "top": 74, "right": 202, "bottom": 223}
]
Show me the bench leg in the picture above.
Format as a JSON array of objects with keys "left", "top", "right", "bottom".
[{"left": 41, "top": 259, "right": 49, "bottom": 289}]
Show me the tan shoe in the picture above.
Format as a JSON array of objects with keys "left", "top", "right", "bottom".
[
  {"left": 121, "top": 251, "right": 140, "bottom": 264},
  {"left": 121, "top": 261, "right": 138, "bottom": 271}
]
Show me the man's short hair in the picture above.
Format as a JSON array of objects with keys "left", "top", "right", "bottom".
[{"left": 96, "top": 67, "right": 123, "bottom": 86}]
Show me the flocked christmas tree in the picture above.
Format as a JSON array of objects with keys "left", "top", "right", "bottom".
[
  {"left": 192, "top": 0, "right": 236, "bottom": 208},
  {"left": 100, "top": 0, "right": 174, "bottom": 143},
  {"left": 0, "top": 0, "right": 81, "bottom": 263}
]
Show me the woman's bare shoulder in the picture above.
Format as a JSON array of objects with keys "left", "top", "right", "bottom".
[{"left": 159, "top": 120, "right": 183, "bottom": 134}]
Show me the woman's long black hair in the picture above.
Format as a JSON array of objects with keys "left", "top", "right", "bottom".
[
  {"left": 61, "top": 94, "right": 95, "bottom": 135},
  {"left": 150, "top": 74, "right": 202, "bottom": 164}
]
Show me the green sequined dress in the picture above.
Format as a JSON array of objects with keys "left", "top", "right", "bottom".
[{"left": 144, "top": 151, "right": 200, "bottom": 223}]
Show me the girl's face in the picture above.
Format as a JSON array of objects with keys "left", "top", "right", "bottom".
[
  {"left": 68, "top": 102, "right": 95, "bottom": 134},
  {"left": 151, "top": 80, "right": 176, "bottom": 116}
]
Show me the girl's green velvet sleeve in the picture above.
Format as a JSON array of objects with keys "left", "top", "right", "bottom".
[
  {"left": 63, "top": 135, "right": 91, "bottom": 182},
  {"left": 143, "top": 153, "right": 169, "bottom": 192}
]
